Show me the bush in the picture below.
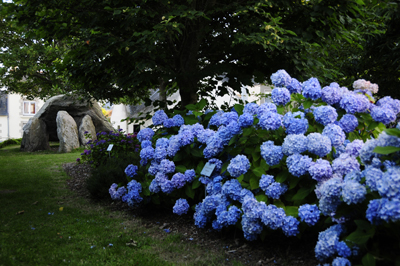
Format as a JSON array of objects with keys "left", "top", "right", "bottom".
[
  {"left": 78, "top": 130, "right": 140, "bottom": 166},
  {"left": 110, "top": 71, "right": 400, "bottom": 265},
  {"left": 86, "top": 154, "right": 139, "bottom": 200},
  {"left": 0, "top": 138, "right": 22, "bottom": 149}
]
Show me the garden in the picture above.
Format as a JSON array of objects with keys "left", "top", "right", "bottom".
[{"left": 77, "top": 70, "right": 400, "bottom": 266}]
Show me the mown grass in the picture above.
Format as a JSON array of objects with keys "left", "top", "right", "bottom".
[{"left": 0, "top": 145, "right": 239, "bottom": 266}]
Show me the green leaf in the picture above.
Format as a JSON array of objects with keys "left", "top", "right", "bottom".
[
  {"left": 255, "top": 194, "right": 268, "bottom": 203},
  {"left": 196, "top": 161, "right": 205, "bottom": 174},
  {"left": 361, "top": 253, "right": 375, "bottom": 266},
  {"left": 191, "top": 148, "right": 203, "bottom": 157},
  {"left": 277, "top": 106, "right": 285, "bottom": 114},
  {"left": 234, "top": 104, "right": 244, "bottom": 115},
  {"left": 197, "top": 98, "right": 207, "bottom": 110},
  {"left": 228, "top": 135, "right": 239, "bottom": 146},
  {"left": 275, "top": 171, "right": 290, "bottom": 183},
  {"left": 252, "top": 167, "right": 266, "bottom": 177},
  {"left": 185, "top": 185, "right": 195, "bottom": 199},
  {"left": 175, "top": 165, "right": 187, "bottom": 173},
  {"left": 285, "top": 206, "right": 298, "bottom": 217},
  {"left": 113, "top": 9, "right": 122, "bottom": 15},
  {"left": 221, "top": 161, "right": 229, "bottom": 174},
  {"left": 184, "top": 116, "right": 198, "bottom": 125},
  {"left": 249, "top": 176, "right": 260, "bottom": 190},
  {"left": 385, "top": 128, "right": 400, "bottom": 138},
  {"left": 291, "top": 187, "right": 313, "bottom": 201},
  {"left": 273, "top": 200, "right": 285, "bottom": 210},
  {"left": 173, "top": 151, "right": 183, "bottom": 162},
  {"left": 192, "top": 178, "right": 201, "bottom": 189},
  {"left": 303, "top": 99, "right": 313, "bottom": 109},
  {"left": 243, "top": 127, "right": 254, "bottom": 137},
  {"left": 252, "top": 151, "right": 260, "bottom": 162},
  {"left": 373, "top": 146, "right": 400, "bottom": 155},
  {"left": 185, "top": 104, "right": 197, "bottom": 110},
  {"left": 367, "top": 121, "right": 379, "bottom": 131}
]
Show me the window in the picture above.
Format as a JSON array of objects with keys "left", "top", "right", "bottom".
[{"left": 23, "top": 101, "right": 36, "bottom": 115}]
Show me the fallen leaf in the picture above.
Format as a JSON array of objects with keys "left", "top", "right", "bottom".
[
  {"left": 16, "top": 210, "right": 24, "bottom": 215},
  {"left": 59, "top": 207, "right": 64, "bottom": 211},
  {"left": 32, "top": 201, "right": 38, "bottom": 205}
]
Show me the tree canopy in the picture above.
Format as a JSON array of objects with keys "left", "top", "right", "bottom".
[{"left": 0, "top": 0, "right": 385, "bottom": 106}]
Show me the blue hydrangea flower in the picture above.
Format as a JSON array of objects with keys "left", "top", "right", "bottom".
[
  {"left": 158, "top": 159, "right": 175, "bottom": 174},
  {"left": 156, "top": 138, "right": 169, "bottom": 149},
  {"left": 282, "top": 111, "right": 308, "bottom": 135},
  {"left": 125, "top": 164, "right": 138, "bottom": 177},
  {"left": 160, "top": 178, "right": 175, "bottom": 194},
  {"left": 163, "top": 118, "right": 176, "bottom": 128},
  {"left": 178, "top": 131, "right": 194, "bottom": 146},
  {"left": 376, "top": 96, "right": 400, "bottom": 115},
  {"left": 208, "top": 158, "right": 223, "bottom": 174},
  {"left": 241, "top": 214, "right": 264, "bottom": 241},
  {"left": 282, "top": 216, "right": 300, "bottom": 237},
  {"left": 371, "top": 106, "right": 396, "bottom": 125},
  {"left": 281, "top": 134, "right": 308, "bottom": 155},
  {"left": 313, "top": 106, "right": 338, "bottom": 126},
  {"left": 209, "top": 110, "right": 224, "bottom": 127},
  {"left": 340, "top": 92, "right": 364, "bottom": 114},
  {"left": 227, "top": 154, "right": 250, "bottom": 178},
  {"left": 377, "top": 166, "right": 400, "bottom": 199},
  {"left": 298, "top": 204, "right": 320, "bottom": 226},
  {"left": 197, "top": 128, "right": 215, "bottom": 144},
  {"left": 137, "top": 128, "right": 155, "bottom": 142},
  {"left": 238, "top": 113, "right": 254, "bottom": 128},
  {"left": 259, "top": 174, "right": 275, "bottom": 191},
  {"left": 271, "top": 87, "right": 291, "bottom": 106},
  {"left": 154, "top": 147, "right": 167, "bottom": 162},
  {"left": 121, "top": 180, "right": 143, "bottom": 207},
  {"left": 307, "top": 133, "right": 332, "bottom": 157},
  {"left": 243, "top": 102, "right": 259, "bottom": 115},
  {"left": 217, "top": 205, "right": 242, "bottom": 226},
  {"left": 270, "top": 69, "right": 291, "bottom": 87},
  {"left": 345, "top": 139, "right": 364, "bottom": 157},
  {"left": 366, "top": 198, "right": 385, "bottom": 224},
  {"left": 339, "top": 114, "right": 358, "bottom": 133},
  {"left": 171, "top": 173, "right": 187, "bottom": 189},
  {"left": 216, "top": 125, "right": 234, "bottom": 145},
  {"left": 152, "top": 110, "right": 168, "bottom": 126},
  {"left": 167, "top": 136, "right": 181, "bottom": 157},
  {"left": 363, "top": 166, "right": 383, "bottom": 191},
  {"left": 322, "top": 124, "right": 345, "bottom": 148},
  {"left": 341, "top": 179, "right": 366, "bottom": 205},
  {"left": 148, "top": 161, "right": 159, "bottom": 175},
  {"left": 302, "top": 77, "right": 322, "bottom": 100},
  {"left": 172, "top": 114, "right": 185, "bottom": 127},
  {"left": 203, "top": 136, "right": 224, "bottom": 159},
  {"left": 315, "top": 177, "right": 343, "bottom": 215},
  {"left": 257, "top": 102, "right": 277, "bottom": 118},
  {"left": 184, "top": 169, "right": 196, "bottom": 182},
  {"left": 379, "top": 198, "right": 400, "bottom": 222},
  {"left": 343, "top": 170, "right": 363, "bottom": 182},
  {"left": 260, "top": 140, "right": 284, "bottom": 166},
  {"left": 322, "top": 85, "right": 342, "bottom": 105},
  {"left": 141, "top": 140, "right": 152, "bottom": 148},
  {"left": 314, "top": 224, "right": 344, "bottom": 261},
  {"left": 332, "top": 257, "right": 351, "bottom": 266},
  {"left": 332, "top": 153, "right": 360, "bottom": 177},
  {"left": 286, "top": 154, "right": 312, "bottom": 177},
  {"left": 140, "top": 146, "right": 155, "bottom": 161},
  {"left": 265, "top": 182, "right": 288, "bottom": 199},
  {"left": 222, "top": 179, "right": 243, "bottom": 201},
  {"left": 287, "top": 78, "right": 302, "bottom": 94},
  {"left": 359, "top": 138, "right": 379, "bottom": 165},
  {"left": 258, "top": 112, "right": 282, "bottom": 131},
  {"left": 309, "top": 159, "right": 333, "bottom": 182},
  {"left": 221, "top": 111, "right": 239, "bottom": 126},
  {"left": 109, "top": 183, "right": 127, "bottom": 200},
  {"left": 173, "top": 198, "right": 190, "bottom": 215},
  {"left": 260, "top": 204, "right": 286, "bottom": 230},
  {"left": 335, "top": 241, "right": 352, "bottom": 258}
]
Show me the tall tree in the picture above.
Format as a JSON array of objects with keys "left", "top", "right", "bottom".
[{"left": 1, "top": 0, "right": 380, "bottom": 106}]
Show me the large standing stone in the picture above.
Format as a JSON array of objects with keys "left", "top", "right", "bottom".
[
  {"left": 57, "top": 111, "right": 80, "bottom": 153},
  {"left": 20, "top": 116, "right": 50, "bottom": 152},
  {"left": 78, "top": 114, "right": 97, "bottom": 145}
]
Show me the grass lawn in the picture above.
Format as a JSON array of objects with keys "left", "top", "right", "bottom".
[{"left": 0, "top": 145, "right": 239, "bottom": 266}]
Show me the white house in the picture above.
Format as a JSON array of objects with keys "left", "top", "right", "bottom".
[{"left": 0, "top": 92, "right": 44, "bottom": 141}]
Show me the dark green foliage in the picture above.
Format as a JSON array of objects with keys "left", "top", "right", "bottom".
[
  {"left": 0, "top": 138, "right": 21, "bottom": 149},
  {"left": 86, "top": 155, "right": 138, "bottom": 200}
]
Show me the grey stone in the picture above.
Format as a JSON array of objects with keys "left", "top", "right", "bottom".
[
  {"left": 57, "top": 111, "right": 80, "bottom": 153},
  {"left": 20, "top": 116, "right": 50, "bottom": 152},
  {"left": 78, "top": 114, "right": 97, "bottom": 145},
  {"left": 20, "top": 95, "right": 114, "bottom": 152}
]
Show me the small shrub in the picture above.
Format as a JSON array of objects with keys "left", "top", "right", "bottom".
[
  {"left": 86, "top": 154, "right": 139, "bottom": 200},
  {"left": 0, "top": 138, "right": 22, "bottom": 149}
]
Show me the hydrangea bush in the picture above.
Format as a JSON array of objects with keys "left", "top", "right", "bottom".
[{"left": 110, "top": 70, "right": 400, "bottom": 265}]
